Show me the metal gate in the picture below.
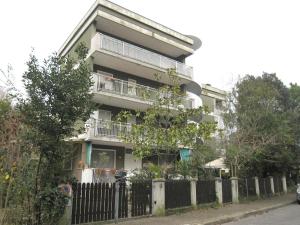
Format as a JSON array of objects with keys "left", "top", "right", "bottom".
[
  {"left": 238, "top": 178, "right": 256, "bottom": 199},
  {"left": 258, "top": 178, "right": 272, "bottom": 198},
  {"left": 222, "top": 179, "right": 232, "bottom": 203},
  {"left": 273, "top": 176, "right": 283, "bottom": 194},
  {"left": 165, "top": 180, "right": 191, "bottom": 209},
  {"left": 131, "top": 180, "right": 152, "bottom": 216},
  {"left": 196, "top": 180, "right": 216, "bottom": 204}
]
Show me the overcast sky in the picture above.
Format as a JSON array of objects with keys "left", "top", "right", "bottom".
[{"left": 1, "top": 0, "right": 300, "bottom": 92}]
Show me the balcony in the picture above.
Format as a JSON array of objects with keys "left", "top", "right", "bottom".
[
  {"left": 93, "top": 120, "right": 131, "bottom": 138},
  {"left": 90, "top": 33, "right": 193, "bottom": 85},
  {"left": 92, "top": 73, "right": 194, "bottom": 110},
  {"left": 85, "top": 119, "right": 131, "bottom": 143}
]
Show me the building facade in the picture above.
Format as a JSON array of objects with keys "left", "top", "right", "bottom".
[
  {"left": 201, "top": 84, "right": 227, "bottom": 131},
  {"left": 201, "top": 84, "right": 228, "bottom": 176},
  {"left": 59, "top": 0, "right": 202, "bottom": 182}
]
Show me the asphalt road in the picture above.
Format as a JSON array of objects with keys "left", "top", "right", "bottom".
[{"left": 224, "top": 203, "right": 300, "bottom": 225}]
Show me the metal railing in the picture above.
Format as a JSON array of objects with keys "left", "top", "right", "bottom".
[
  {"left": 93, "top": 73, "right": 194, "bottom": 109},
  {"left": 93, "top": 120, "right": 131, "bottom": 137},
  {"left": 97, "top": 33, "right": 193, "bottom": 78},
  {"left": 94, "top": 73, "right": 158, "bottom": 102}
]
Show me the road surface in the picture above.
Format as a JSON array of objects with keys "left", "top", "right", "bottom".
[{"left": 224, "top": 203, "right": 300, "bottom": 225}]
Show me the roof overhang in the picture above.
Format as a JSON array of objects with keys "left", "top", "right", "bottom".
[{"left": 59, "top": 0, "right": 198, "bottom": 58}]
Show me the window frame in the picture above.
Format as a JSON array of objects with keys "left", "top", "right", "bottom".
[{"left": 91, "top": 148, "right": 116, "bottom": 169}]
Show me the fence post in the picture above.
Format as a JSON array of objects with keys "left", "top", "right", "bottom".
[
  {"left": 282, "top": 175, "right": 287, "bottom": 194},
  {"left": 254, "top": 176, "right": 260, "bottom": 198},
  {"left": 58, "top": 184, "right": 73, "bottom": 225},
  {"left": 269, "top": 176, "right": 275, "bottom": 195},
  {"left": 152, "top": 178, "right": 165, "bottom": 216},
  {"left": 114, "top": 182, "right": 120, "bottom": 223},
  {"left": 230, "top": 177, "right": 239, "bottom": 203},
  {"left": 189, "top": 178, "right": 197, "bottom": 209},
  {"left": 215, "top": 177, "right": 222, "bottom": 204}
]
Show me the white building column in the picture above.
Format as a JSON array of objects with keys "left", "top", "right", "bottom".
[
  {"left": 254, "top": 176, "right": 260, "bottom": 198},
  {"left": 190, "top": 178, "right": 197, "bottom": 208},
  {"left": 230, "top": 177, "right": 239, "bottom": 203},
  {"left": 269, "top": 176, "right": 275, "bottom": 195},
  {"left": 215, "top": 177, "right": 223, "bottom": 204},
  {"left": 282, "top": 175, "right": 287, "bottom": 194},
  {"left": 152, "top": 178, "right": 165, "bottom": 216}
]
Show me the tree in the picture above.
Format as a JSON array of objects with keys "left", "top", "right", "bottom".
[
  {"left": 223, "top": 73, "right": 295, "bottom": 176},
  {"left": 117, "top": 69, "right": 217, "bottom": 171},
  {"left": 287, "top": 83, "right": 300, "bottom": 179},
  {"left": 14, "top": 43, "right": 95, "bottom": 225},
  {"left": 0, "top": 97, "right": 22, "bottom": 212}
]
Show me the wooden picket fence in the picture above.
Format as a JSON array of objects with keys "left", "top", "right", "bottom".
[{"left": 71, "top": 181, "right": 151, "bottom": 224}]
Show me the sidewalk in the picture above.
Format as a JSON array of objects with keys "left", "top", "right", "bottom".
[{"left": 112, "top": 193, "right": 295, "bottom": 225}]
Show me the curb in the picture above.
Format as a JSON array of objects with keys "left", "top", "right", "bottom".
[{"left": 200, "top": 200, "right": 296, "bottom": 225}]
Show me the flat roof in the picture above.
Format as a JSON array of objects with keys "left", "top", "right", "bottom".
[
  {"left": 201, "top": 84, "right": 227, "bottom": 95},
  {"left": 59, "top": 0, "right": 194, "bottom": 55}
]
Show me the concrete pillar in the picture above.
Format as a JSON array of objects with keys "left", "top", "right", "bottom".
[
  {"left": 189, "top": 178, "right": 197, "bottom": 209},
  {"left": 215, "top": 177, "right": 223, "bottom": 204},
  {"left": 282, "top": 175, "right": 287, "bottom": 194},
  {"left": 269, "top": 176, "right": 275, "bottom": 195},
  {"left": 230, "top": 177, "right": 239, "bottom": 203},
  {"left": 58, "top": 185, "right": 73, "bottom": 225},
  {"left": 254, "top": 176, "right": 260, "bottom": 198},
  {"left": 91, "top": 32, "right": 101, "bottom": 52},
  {"left": 152, "top": 178, "right": 165, "bottom": 216}
]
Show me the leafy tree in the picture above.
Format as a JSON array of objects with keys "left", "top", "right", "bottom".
[
  {"left": 224, "top": 73, "right": 295, "bottom": 176},
  {"left": 0, "top": 97, "right": 22, "bottom": 212},
  {"left": 288, "top": 84, "right": 300, "bottom": 145},
  {"left": 287, "top": 83, "right": 300, "bottom": 178},
  {"left": 14, "top": 43, "right": 95, "bottom": 225},
  {"left": 117, "top": 69, "right": 217, "bottom": 171}
]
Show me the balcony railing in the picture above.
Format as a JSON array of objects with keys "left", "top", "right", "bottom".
[
  {"left": 93, "top": 120, "right": 131, "bottom": 138},
  {"left": 93, "top": 73, "right": 194, "bottom": 109},
  {"left": 96, "top": 33, "right": 193, "bottom": 78},
  {"left": 94, "top": 73, "right": 158, "bottom": 101}
]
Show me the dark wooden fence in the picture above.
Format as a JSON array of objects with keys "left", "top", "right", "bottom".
[
  {"left": 131, "top": 180, "right": 152, "bottom": 216},
  {"left": 196, "top": 180, "right": 216, "bottom": 204},
  {"left": 273, "top": 176, "right": 283, "bottom": 194},
  {"left": 71, "top": 180, "right": 151, "bottom": 224},
  {"left": 222, "top": 179, "right": 232, "bottom": 203},
  {"left": 118, "top": 182, "right": 128, "bottom": 219},
  {"left": 238, "top": 178, "right": 256, "bottom": 199},
  {"left": 71, "top": 183, "right": 117, "bottom": 224},
  {"left": 258, "top": 178, "right": 272, "bottom": 198},
  {"left": 165, "top": 180, "right": 191, "bottom": 209}
]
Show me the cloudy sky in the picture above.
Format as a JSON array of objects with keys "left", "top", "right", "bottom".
[{"left": 1, "top": 0, "right": 300, "bottom": 92}]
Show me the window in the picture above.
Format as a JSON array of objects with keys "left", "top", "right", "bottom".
[
  {"left": 216, "top": 99, "right": 223, "bottom": 110},
  {"left": 91, "top": 149, "right": 116, "bottom": 168},
  {"left": 98, "top": 110, "right": 111, "bottom": 121}
]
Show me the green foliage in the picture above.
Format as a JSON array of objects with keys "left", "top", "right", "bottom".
[
  {"left": 117, "top": 69, "right": 217, "bottom": 167},
  {"left": 174, "top": 160, "right": 194, "bottom": 179},
  {"left": 21, "top": 43, "right": 94, "bottom": 140},
  {"left": 147, "top": 163, "right": 164, "bottom": 179},
  {"left": 224, "top": 73, "right": 300, "bottom": 177},
  {"left": 9, "top": 43, "right": 96, "bottom": 225}
]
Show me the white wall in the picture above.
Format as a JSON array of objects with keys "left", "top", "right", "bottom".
[
  {"left": 124, "top": 153, "right": 142, "bottom": 171},
  {"left": 81, "top": 168, "right": 93, "bottom": 183},
  {"left": 187, "top": 91, "right": 202, "bottom": 108}
]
